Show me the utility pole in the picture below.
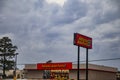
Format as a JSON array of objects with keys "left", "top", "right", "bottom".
[{"left": 13, "top": 53, "right": 19, "bottom": 80}]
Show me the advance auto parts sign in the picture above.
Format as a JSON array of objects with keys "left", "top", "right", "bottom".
[
  {"left": 37, "top": 62, "right": 72, "bottom": 70},
  {"left": 74, "top": 33, "right": 92, "bottom": 49}
]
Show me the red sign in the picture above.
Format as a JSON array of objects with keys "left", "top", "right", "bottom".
[
  {"left": 37, "top": 62, "right": 72, "bottom": 70},
  {"left": 74, "top": 33, "right": 92, "bottom": 49}
]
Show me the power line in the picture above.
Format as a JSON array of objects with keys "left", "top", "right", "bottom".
[
  {"left": 84, "top": 58, "right": 120, "bottom": 62},
  {"left": 88, "top": 58, "right": 120, "bottom": 62},
  {"left": 72, "top": 57, "right": 120, "bottom": 63},
  {"left": 17, "top": 57, "right": 120, "bottom": 65}
]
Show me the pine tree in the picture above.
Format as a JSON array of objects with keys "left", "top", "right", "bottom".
[{"left": 0, "top": 37, "right": 17, "bottom": 78}]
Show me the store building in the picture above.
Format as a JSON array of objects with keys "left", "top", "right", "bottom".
[{"left": 24, "top": 62, "right": 117, "bottom": 80}]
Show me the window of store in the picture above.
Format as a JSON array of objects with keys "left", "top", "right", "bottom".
[{"left": 43, "top": 70, "right": 69, "bottom": 79}]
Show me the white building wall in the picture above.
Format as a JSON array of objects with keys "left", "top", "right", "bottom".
[{"left": 25, "top": 70, "right": 43, "bottom": 79}]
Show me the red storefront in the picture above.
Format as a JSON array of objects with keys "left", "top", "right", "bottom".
[{"left": 37, "top": 62, "right": 72, "bottom": 79}]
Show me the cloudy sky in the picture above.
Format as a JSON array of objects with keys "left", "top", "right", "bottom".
[{"left": 0, "top": 0, "right": 120, "bottom": 70}]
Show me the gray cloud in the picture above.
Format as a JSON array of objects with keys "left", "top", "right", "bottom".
[{"left": 52, "top": 0, "right": 88, "bottom": 25}]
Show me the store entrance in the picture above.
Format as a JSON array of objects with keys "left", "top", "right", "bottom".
[{"left": 43, "top": 70, "right": 69, "bottom": 79}]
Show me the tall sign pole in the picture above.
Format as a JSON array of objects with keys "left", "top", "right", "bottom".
[
  {"left": 77, "top": 46, "right": 80, "bottom": 80},
  {"left": 74, "top": 33, "right": 92, "bottom": 80},
  {"left": 86, "top": 48, "right": 88, "bottom": 80}
]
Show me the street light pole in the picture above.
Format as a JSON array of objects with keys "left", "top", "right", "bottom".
[{"left": 13, "top": 53, "right": 19, "bottom": 80}]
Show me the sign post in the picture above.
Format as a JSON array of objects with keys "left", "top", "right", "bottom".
[
  {"left": 77, "top": 46, "right": 80, "bottom": 80},
  {"left": 74, "top": 33, "right": 92, "bottom": 80},
  {"left": 86, "top": 48, "right": 88, "bottom": 80}
]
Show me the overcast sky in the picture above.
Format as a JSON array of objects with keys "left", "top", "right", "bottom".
[{"left": 0, "top": 0, "right": 120, "bottom": 70}]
